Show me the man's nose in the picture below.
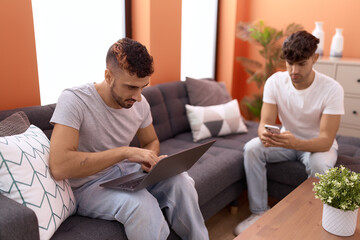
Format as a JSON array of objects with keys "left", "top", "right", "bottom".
[
  {"left": 133, "top": 89, "right": 142, "bottom": 102},
  {"left": 290, "top": 65, "right": 299, "bottom": 74}
]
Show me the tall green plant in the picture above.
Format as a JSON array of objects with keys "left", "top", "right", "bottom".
[{"left": 236, "top": 20, "right": 303, "bottom": 120}]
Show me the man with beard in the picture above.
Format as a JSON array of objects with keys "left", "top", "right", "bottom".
[
  {"left": 234, "top": 31, "right": 344, "bottom": 235},
  {"left": 50, "top": 38, "right": 209, "bottom": 240}
]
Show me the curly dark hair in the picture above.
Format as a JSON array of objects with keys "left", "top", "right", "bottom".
[
  {"left": 106, "top": 38, "right": 154, "bottom": 78},
  {"left": 281, "top": 31, "right": 319, "bottom": 63}
]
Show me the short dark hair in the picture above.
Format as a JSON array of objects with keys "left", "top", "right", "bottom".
[
  {"left": 106, "top": 38, "right": 154, "bottom": 78},
  {"left": 281, "top": 31, "right": 319, "bottom": 63}
]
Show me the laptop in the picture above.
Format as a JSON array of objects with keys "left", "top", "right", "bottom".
[{"left": 100, "top": 140, "right": 215, "bottom": 191}]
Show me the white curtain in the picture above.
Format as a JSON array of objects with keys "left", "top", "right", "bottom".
[{"left": 32, "top": 0, "right": 126, "bottom": 105}]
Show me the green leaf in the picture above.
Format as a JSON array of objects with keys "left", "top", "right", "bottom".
[{"left": 313, "top": 166, "right": 360, "bottom": 211}]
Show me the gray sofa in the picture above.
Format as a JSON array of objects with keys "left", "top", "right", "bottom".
[{"left": 1, "top": 80, "right": 359, "bottom": 240}]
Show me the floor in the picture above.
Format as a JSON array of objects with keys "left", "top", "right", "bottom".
[{"left": 205, "top": 193, "right": 279, "bottom": 240}]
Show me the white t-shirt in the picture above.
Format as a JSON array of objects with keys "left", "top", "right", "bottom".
[
  {"left": 263, "top": 70, "right": 344, "bottom": 142},
  {"left": 50, "top": 83, "right": 152, "bottom": 188}
]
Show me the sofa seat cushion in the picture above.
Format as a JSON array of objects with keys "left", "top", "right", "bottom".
[
  {"left": 157, "top": 120, "right": 258, "bottom": 206},
  {"left": 335, "top": 135, "right": 360, "bottom": 173},
  {"left": 335, "top": 155, "right": 360, "bottom": 173},
  {"left": 51, "top": 216, "right": 127, "bottom": 240},
  {"left": 189, "top": 145, "right": 244, "bottom": 206},
  {"left": 52, "top": 215, "right": 181, "bottom": 240},
  {"left": 266, "top": 134, "right": 360, "bottom": 192},
  {"left": 336, "top": 135, "right": 360, "bottom": 157},
  {"left": 266, "top": 161, "right": 308, "bottom": 187},
  {"left": 159, "top": 133, "right": 247, "bottom": 207}
]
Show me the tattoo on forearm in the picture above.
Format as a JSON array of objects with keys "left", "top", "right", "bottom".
[{"left": 80, "top": 158, "right": 88, "bottom": 167}]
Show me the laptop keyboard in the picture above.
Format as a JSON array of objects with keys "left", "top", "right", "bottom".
[{"left": 117, "top": 175, "right": 146, "bottom": 190}]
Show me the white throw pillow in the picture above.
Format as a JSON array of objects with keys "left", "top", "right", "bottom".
[
  {"left": 185, "top": 99, "right": 248, "bottom": 142},
  {"left": 0, "top": 125, "right": 76, "bottom": 240}
]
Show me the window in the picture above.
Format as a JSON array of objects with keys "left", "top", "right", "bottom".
[
  {"left": 31, "top": 0, "right": 126, "bottom": 105},
  {"left": 181, "top": 0, "right": 218, "bottom": 80}
]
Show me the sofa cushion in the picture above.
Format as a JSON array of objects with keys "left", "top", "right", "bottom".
[
  {"left": 0, "top": 111, "right": 30, "bottom": 137},
  {"left": 0, "top": 104, "right": 56, "bottom": 139},
  {"left": 142, "top": 87, "right": 173, "bottom": 142},
  {"left": 336, "top": 135, "right": 360, "bottom": 157},
  {"left": 51, "top": 216, "right": 127, "bottom": 240},
  {"left": 0, "top": 125, "right": 76, "bottom": 239},
  {"left": 157, "top": 81, "right": 191, "bottom": 136},
  {"left": 157, "top": 120, "right": 259, "bottom": 208},
  {"left": 266, "top": 161, "right": 308, "bottom": 187},
  {"left": 185, "top": 100, "right": 247, "bottom": 142},
  {"left": 335, "top": 155, "right": 360, "bottom": 173},
  {"left": 51, "top": 215, "right": 181, "bottom": 240},
  {"left": 185, "top": 77, "right": 232, "bottom": 106},
  {"left": 158, "top": 136, "right": 245, "bottom": 207}
]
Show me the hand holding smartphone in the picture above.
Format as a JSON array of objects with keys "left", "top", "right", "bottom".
[{"left": 264, "top": 124, "right": 280, "bottom": 134}]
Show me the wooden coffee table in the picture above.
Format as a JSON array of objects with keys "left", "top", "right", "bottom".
[{"left": 234, "top": 177, "right": 360, "bottom": 240}]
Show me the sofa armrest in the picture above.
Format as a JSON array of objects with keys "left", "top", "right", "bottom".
[{"left": 0, "top": 194, "right": 39, "bottom": 240}]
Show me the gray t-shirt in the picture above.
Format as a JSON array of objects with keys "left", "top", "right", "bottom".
[{"left": 50, "top": 83, "right": 152, "bottom": 188}]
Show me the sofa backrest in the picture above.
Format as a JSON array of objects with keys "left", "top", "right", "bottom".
[
  {"left": 131, "top": 80, "right": 190, "bottom": 146},
  {"left": 148, "top": 81, "right": 191, "bottom": 137},
  {"left": 0, "top": 81, "right": 191, "bottom": 144},
  {"left": 141, "top": 85, "right": 173, "bottom": 142},
  {"left": 0, "top": 104, "right": 56, "bottom": 139}
]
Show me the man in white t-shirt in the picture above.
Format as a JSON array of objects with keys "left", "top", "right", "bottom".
[
  {"left": 49, "top": 38, "right": 209, "bottom": 240},
  {"left": 234, "top": 31, "right": 344, "bottom": 235}
]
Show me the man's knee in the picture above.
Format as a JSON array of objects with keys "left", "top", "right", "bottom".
[
  {"left": 244, "top": 137, "right": 264, "bottom": 166},
  {"left": 308, "top": 160, "right": 332, "bottom": 177},
  {"left": 169, "top": 172, "right": 196, "bottom": 192},
  {"left": 308, "top": 153, "right": 336, "bottom": 177},
  {"left": 244, "top": 137, "right": 263, "bottom": 155},
  {"left": 118, "top": 191, "right": 162, "bottom": 220}
]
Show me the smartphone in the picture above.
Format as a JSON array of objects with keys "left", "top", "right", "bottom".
[{"left": 264, "top": 124, "right": 280, "bottom": 134}]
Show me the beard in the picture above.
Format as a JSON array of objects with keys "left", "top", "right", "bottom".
[{"left": 110, "top": 85, "right": 135, "bottom": 109}]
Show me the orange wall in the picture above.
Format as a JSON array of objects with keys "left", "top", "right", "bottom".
[
  {"left": 132, "top": 0, "right": 182, "bottom": 85},
  {"left": 232, "top": 0, "right": 251, "bottom": 100},
  {"left": 2, "top": 0, "right": 360, "bottom": 111},
  {"left": 132, "top": 0, "right": 150, "bottom": 48},
  {"left": 0, "top": 0, "right": 40, "bottom": 110},
  {"left": 249, "top": 0, "right": 360, "bottom": 58},
  {"left": 234, "top": 0, "right": 360, "bottom": 99},
  {"left": 216, "top": 0, "right": 237, "bottom": 94},
  {"left": 216, "top": 0, "right": 251, "bottom": 111}
]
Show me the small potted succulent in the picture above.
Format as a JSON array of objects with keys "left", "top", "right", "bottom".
[{"left": 313, "top": 165, "right": 360, "bottom": 236}]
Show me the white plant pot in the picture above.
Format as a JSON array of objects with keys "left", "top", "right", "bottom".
[{"left": 322, "top": 204, "right": 359, "bottom": 236}]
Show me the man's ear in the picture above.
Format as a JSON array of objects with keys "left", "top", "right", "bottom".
[
  {"left": 313, "top": 53, "right": 320, "bottom": 64},
  {"left": 105, "top": 69, "right": 112, "bottom": 84}
]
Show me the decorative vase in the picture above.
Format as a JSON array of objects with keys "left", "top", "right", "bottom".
[
  {"left": 322, "top": 204, "right": 359, "bottom": 236},
  {"left": 312, "top": 22, "right": 324, "bottom": 56},
  {"left": 330, "top": 28, "right": 344, "bottom": 59}
]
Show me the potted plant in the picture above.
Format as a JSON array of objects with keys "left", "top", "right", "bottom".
[
  {"left": 236, "top": 20, "right": 303, "bottom": 120},
  {"left": 313, "top": 165, "right": 360, "bottom": 236}
]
